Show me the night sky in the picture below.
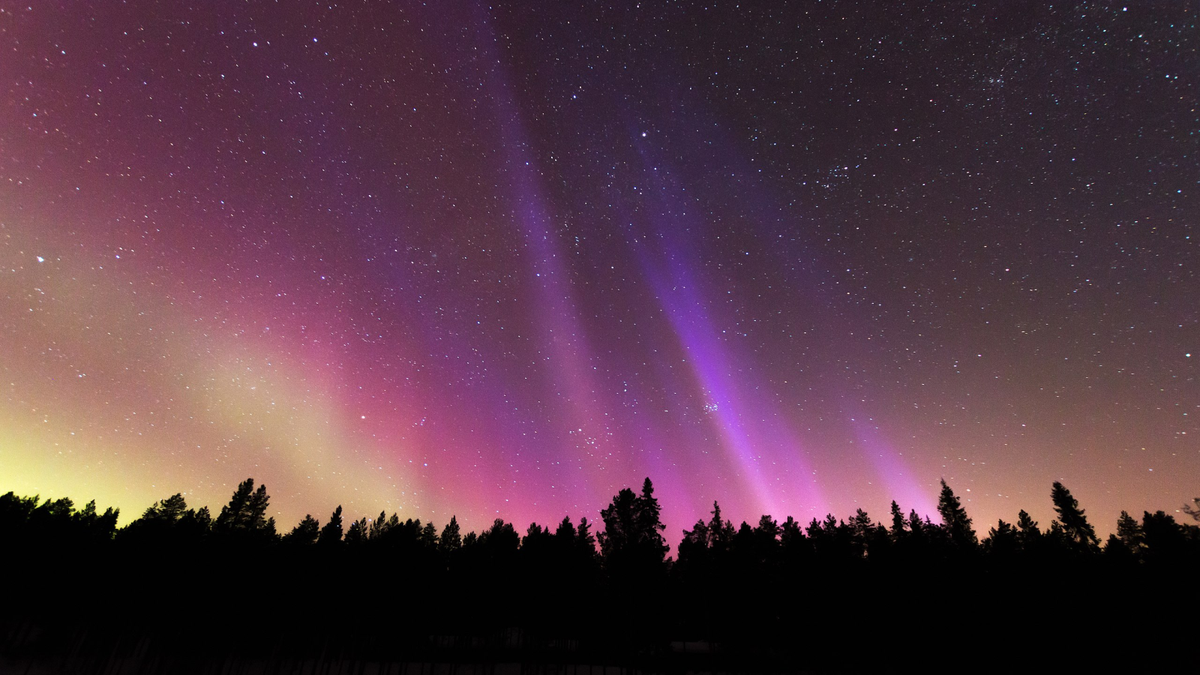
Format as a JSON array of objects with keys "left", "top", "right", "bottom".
[{"left": 2, "top": 1, "right": 1196, "bottom": 543}]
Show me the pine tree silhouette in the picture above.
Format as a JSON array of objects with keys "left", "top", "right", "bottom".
[
  {"left": 937, "top": 479, "right": 978, "bottom": 550},
  {"left": 285, "top": 514, "right": 320, "bottom": 545},
  {"left": 1051, "top": 482, "right": 1098, "bottom": 551},
  {"left": 319, "top": 505, "right": 344, "bottom": 545},
  {"left": 439, "top": 515, "right": 462, "bottom": 555}
]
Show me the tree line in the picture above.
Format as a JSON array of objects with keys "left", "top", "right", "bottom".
[
  {"left": 2, "top": 477, "right": 1197, "bottom": 673},
  {"left": 4, "top": 477, "right": 1196, "bottom": 569}
]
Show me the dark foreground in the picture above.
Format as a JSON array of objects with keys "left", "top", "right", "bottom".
[{"left": 4, "top": 546, "right": 1192, "bottom": 674}]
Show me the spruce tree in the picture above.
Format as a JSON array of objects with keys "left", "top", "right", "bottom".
[
  {"left": 420, "top": 521, "right": 439, "bottom": 549},
  {"left": 554, "top": 515, "right": 577, "bottom": 541},
  {"left": 598, "top": 478, "right": 668, "bottom": 577},
  {"left": 440, "top": 515, "right": 462, "bottom": 554},
  {"left": 985, "top": 519, "right": 1018, "bottom": 558},
  {"left": 285, "top": 515, "right": 320, "bottom": 545},
  {"left": 635, "top": 477, "right": 668, "bottom": 559},
  {"left": 780, "top": 516, "right": 804, "bottom": 548},
  {"left": 745, "top": 515, "right": 781, "bottom": 567},
  {"left": 575, "top": 517, "right": 598, "bottom": 559},
  {"left": 707, "top": 501, "right": 734, "bottom": 551},
  {"left": 889, "top": 501, "right": 906, "bottom": 541},
  {"left": 1015, "top": 509, "right": 1041, "bottom": 553},
  {"left": 1115, "top": 510, "right": 1144, "bottom": 556},
  {"left": 843, "top": 509, "right": 873, "bottom": 559},
  {"left": 937, "top": 479, "right": 978, "bottom": 549},
  {"left": 319, "top": 505, "right": 344, "bottom": 545},
  {"left": 598, "top": 488, "right": 637, "bottom": 558},
  {"left": 1051, "top": 482, "right": 1099, "bottom": 551}
]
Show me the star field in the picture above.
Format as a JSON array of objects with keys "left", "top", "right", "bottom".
[{"left": 1, "top": 1, "right": 1196, "bottom": 541}]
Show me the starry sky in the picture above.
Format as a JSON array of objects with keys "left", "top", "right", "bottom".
[{"left": 2, "top": 1, "right": 1196, "bottom": 542}]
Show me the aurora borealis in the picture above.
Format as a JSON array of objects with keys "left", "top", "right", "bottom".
[{"left": 2, "top": 1, "right": 1195, "bottom": 543}]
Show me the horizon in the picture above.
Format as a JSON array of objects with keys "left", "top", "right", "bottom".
[{"left": 3, "top": 472, "right": 1181, "bottom": 545}]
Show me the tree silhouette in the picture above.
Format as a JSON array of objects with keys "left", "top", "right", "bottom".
[
  {"left": 382, "top": 513, "right": 401, "bottom": 538},
  {"left": 319, "top": 505, "right": 344, "bottom": 545},
  {"left": 1115, "top": 510, "right": 1144, "bottom": 558},
  {"left": 284, "top": 514, "right": 320, "bottom": 545},
  {"left": 554, "top": 515, "right": 577, "bottom": 542},
  {"left": 907, "top": 509, "right": 930, "bottom": 540},
  {"left": 806, "top": 514, "right": 848, "bottom": 563},
  {"left": 598, "top": 478, "right": 668, "bottom": 579},
  {"left": 213, "top": 478, "right": 275, "bottom": 540},
  {"left": 367, "top": 511, "right": 389, "bottom": 540},
  {"left": 1140, "top": 510, "right": 1191, "bottom": 563},
  {"left": 774, "top": 515, "right": 811, "bottom": 573},
  {"left": 144, "top": 493, "right": 189, "bottom": 524},
  {"left": 247, "top": 484, "right": 271, "bottom": 532},
  {"left": 678, "top": 516, "right": 710, "bottom": 570},
  {"left": 214, "top": 479, "right": 253, "bottom": 532},
  {"left": 345, "top": 517, "right": 369, "bottom": 545},
  {"left": 984, "top": 519, "right": 1018, "bottom": 559},
  {"left": 707, "top": 501, "right": 734, "bottom": 552},
  {"left": 479, "top": 518, "right": 520, "bottom": 568},
  {"left": 1051, "top": 482, "right": 1098, "bottom": 551},
  {"left": 575, "top": 517, "right": 598, "bottom": 561},
  {"left": 520, "top": 522, "right": 555, "bottom": 576},
  {"left": 732, "top": 521, "right": 755, "bottom": 564},
  {"left": 752, "top": 515, "right": 781, "bottom": 560},
  {"left": 889, "top": 501, "right": 906, "bottom": 541},
  {"left": 121, "top": 493, "right": 199, "bottom": 547},
  {"left": 0, "top": 491, "right": 40, "bottom": 535},
  {"left": 1015, "top": 509, "right": 1042, "bottom": 554},
  {"left": 83, "top": 499, "right": 121, "bottom": 543},
  {"left": 1047, "top": 520, "right": 1069, "bottom": 551},
  {"left": 439, "top": 515, "right": 462, "bottom": 555},
  {"left": 1181, "top": 498, "right": 1200, "bottom": 522},
  {"left": 420, "top": 521, "right": 439, "bottom": 550},
  {"left": 598, "top": 488, "right": 637, "bottom": 559},
  {"left": 848, "top": 508, "right": 877, "bottom": 558},
  {"left": 29, "top": 496, "right": 77, "bottom": 542},
  {"left": 937, "top": 479, "right": 977, "bottom": 550},
  {"left": 177, "top": 506, "right": 211, "bottom": 537}
]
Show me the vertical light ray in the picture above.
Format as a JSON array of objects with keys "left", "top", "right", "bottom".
[
  {"left": 464, "top": 3, "right": 614, "bottom": 511},
  {"left": 629, "top": 92, "right": 933, "bottom": 522},
  {"left": 617, "top": 137, "right": 828, "bottom": 521},
  {"left": 845, "top": 410, "right": 939, "bottom": 521}
]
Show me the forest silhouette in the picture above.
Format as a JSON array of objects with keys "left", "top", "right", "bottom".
[{"left": 2, "top": 478, "right": 1196, "bottom": 674}]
